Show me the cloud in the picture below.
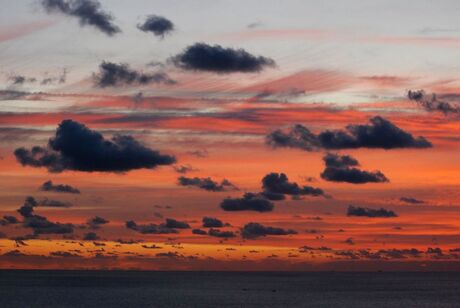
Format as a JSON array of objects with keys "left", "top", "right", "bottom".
[
  {"left": 125, "top": 220, "right": 179, "bottom": 234},
  {"left": 202, "top": 217, "right": 224, "bottom": 228},
  {"left": 347, "top": 205, "right": 397, "bottom": 218},
  {"left": 38, "top": 198, "right": 72, "bottom": 208},
  {"left": 208, "top": 228, "right": 236, "bottom": 238},
  {"left": 261, "top": 172, "right": 326, "bottom": 200},
  {"left": 178, "top": 176, "right": 237, "bottom": 192},
  {"left": 137, "top": 15, "right": 174, "bottom": 38},
  {"left": 192, "top": 228, "right": 207, "bottom": 235},
  {"left": 400, "top": 197, "right": 425, "bottom": 204},
  {"left": 187, "top": 150, "right": 208, "bottom": 158},
  {"left": 93, "top": 61, "right": 176, "bottom": 87},
  {"left": 241, "top": 222, "right": 297, "bottom": 239},
  {"left": 173, "top": 164, "right": 196, "bottom": 174},
  {"left": 320, "top": 153, "right": 388, "bottom": 184},
  {"left": 170, "top": 43, "right": 276, "bottom": 73},
  {"left": 14, "top": 119, "right": 176, "bottom": 173},
  {"left": 83, "top": 232, "right": 99, "bottom": 240},
  {"left": 40, "top": 180, "right": 80, "bottom": 194},
  {"left": 87, "top": 216, "right": 109, "bottom": 229},
  {"left": 8, "top": 75, "right": 36, "bottom": 85},
  {"left": 0, "top": 215, "right": 20, "bottom": 226},
  {"left": 220, "top": 193, "right": 274, "bottom": 212},
  {"left": 267, "top": 116, "right": 431, "bottom": 151},
  {"left": 41, "top": 0, "right": 121, "bottom": 36},
  {"left": 163, "top": 218, "right": 190, "bottom": 229},
  {"left": 408, "top": 90, "right": 459, "bottom": 115}
]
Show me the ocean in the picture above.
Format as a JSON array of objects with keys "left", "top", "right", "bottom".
[{"left": 0, "top": 270, "right": 459, "bottom": 307}]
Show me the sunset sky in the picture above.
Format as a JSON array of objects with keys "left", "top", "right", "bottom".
[{"left": 1, "top": 0, "right": 460, "bottom": 270}]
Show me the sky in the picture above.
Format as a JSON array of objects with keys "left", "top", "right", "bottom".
[{"left": 1, "top": 0, "right": 460, "bottom": 271}]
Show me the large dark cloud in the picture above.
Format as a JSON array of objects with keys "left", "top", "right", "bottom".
[
  {"left": 241, "top": 222, "right": 297, "bottom": 239},
  {"left": 408, "top": 90, "right": 459, "bottom": 115},
  {"left": 40, "top": 180, "right": 80, "bottom": 194},
  {"left": 347, "top": 205, "right": 397, "bottom": 218},
  {"left": 220, "top": 193, "right": 274, "bottom": 212},
  {"left": 267, "top": 116, "right": 431, "bottom": 151},
  {"left": 93, "top": 61, "right": 176, "bottom": 87},
  {"left": 320, "top": 153, "right": 388, "bottom": 184},
  {"left": 178, "top": 176, "right": 237, "bottom": 192},
  {"left": 14, "top": 120, "right": 176, "bottom": 173},
  {"left": 17, "top": 197, "right": 74, "bottom": 235},
  {"left": 261, "top": 172, "right": 326, "bottom": 200},
  {"left": 137, "top": 15, "right": 174, "bottom": 38},
  {"left": 202, "top": 217, "right": 224, "bottom": 228},
  {"left": 41, "top": 0, "right": 121, "bottom": 36},
  {"left": 170, "top": 43, "right": 276, "bottom": 73},
  {"left": 125, "top": 220, "right": 178, "bottom": 234}
]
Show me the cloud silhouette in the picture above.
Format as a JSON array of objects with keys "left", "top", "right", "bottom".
[
  {"left": 40, "top": 180, "right": 80, "bottom": 194},
  {"left": 267, "top": 116, "right": 431, "bottom": 151},
  {"left": 408, "top": 90, "right": 459, "bottom": 115},
  {"left": 14, "top": 120, "right": 176, "bottom": 173},
  {"left": 320, "top": 153, "right": 388, "bottom": 184},
  {"left": 261, "top": 172, "right": 326, "bottom": 200},
  {"left": 93, "top": 61, "right": 176, "bottom": 87},
  {"left": 137, "top": 15, "right": 174, "bottom": 38},
  {"left": 171, "top": 43, "right": 275, "bottom": 73},
  {"left": 178, "top": 176, "right": 237, "bottom": 192},
  {"left": 241, "top": 222, "right": 297, "bottom": 239},
  {"left": 347, "top": 205, "right": 397, "bottom": 218},
  {"left": 41, "top": 0, "right": 121, "bottom": 36},
  {"left": 220, "top": 193, "right": 274, "bottom": 212}
]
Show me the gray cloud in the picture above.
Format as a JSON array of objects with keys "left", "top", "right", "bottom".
[
  {"left": 137, "top": 15, "right": 174, "bottom": 38},
  {"left": 41, "top": 0, "right": 121, "bottom": 36},
  {"left": 267, "top": 116, "right": 431, "bottom": 151},
  {"left": 170, "top": 43, "right": 276, "bottom": 73}
]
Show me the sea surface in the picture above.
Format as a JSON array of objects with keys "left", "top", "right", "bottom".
[{"left": 0, "top": 270, "right": 459, "bottom": 307}]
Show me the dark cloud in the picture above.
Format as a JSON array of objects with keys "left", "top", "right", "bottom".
[
  {"left": 202, "top": 217, "right": 224, "bottom": 228},
  {"left": 15, "top": 196, "right": 74, "bottom": 235},
  {"left": 0, "top": 215, "right": 19, "bottom": 226},
  {"left": 241, "top": 222, "right": 297, "bottom": 239},
  {"left": 220, "top": 193, "right": 274, "bottom": 212},
  {"left": 93, "top": 61, "right": 176, "bottom": 87},
  {"left": 408, "top": 90, "right": 459, "bottom": 115},
  {"left": 38, "top": 198, "right": 72, "bottom": 208},
  {"left": 178, "top": 176, "right": 237, "bottom": 192},
  {"left": 14, "top": 119, "right": 176, "bottom": 173},
  {"left": 125, "top": 220, "right": 178, "bottom": 234},
  {"left": 83, "top": 232, "right": 99, "bottom": 240},
  {"left": 400, "top": 197, "right": 425, "bottom": 204},
  {"left": 192, "top": 229, "right": 207, "bottom": 235},
  {"left": 347, "top": 205, "right": 397, "bottom": 218},
  {"left": 267, "top": 116, "right": 431, "bottom": 151},
  {"left": 41, "top": 0, "right": 121, "bottom": 36},
  {"left": 164, "top": 218, "right": 190, "bottom": 229},
  {"left": 320, "top": 153, "right": 388, "bottom": 184},
  {"left": 208, "top": 228, "right": 236, "bottom": 238},
  {"left": 137, "top": 15, "right": 174, "bottom": 38},
  {"left": 170, "top": 43, "right": 276, "bottom": 73},
  {"left": 261, "top": 172, "right": 326, "bottom": 200},
  {"left": 87, "top": 216, "right": 109, "bottom": 229},
  {"left": 40, "top": 180, "right": 80, "bottom": 194}
]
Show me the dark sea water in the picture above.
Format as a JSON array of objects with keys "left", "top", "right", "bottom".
[{"left": 0, "top": 270, "right": 459, "bottom": 307}]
